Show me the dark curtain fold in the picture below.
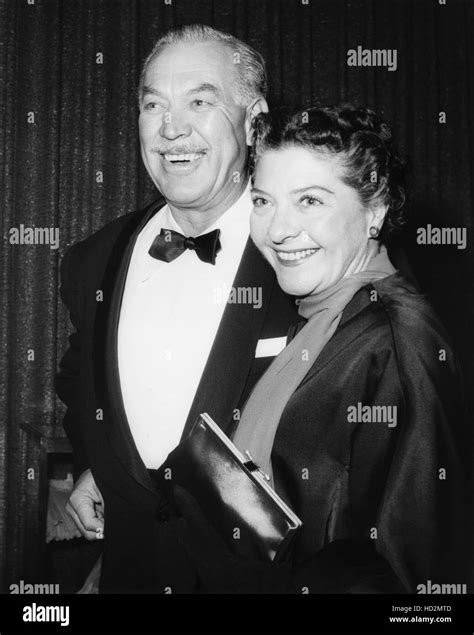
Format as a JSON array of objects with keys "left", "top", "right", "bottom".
[{"left": 1, "top": 0, "right": 473, "bottom": 589}]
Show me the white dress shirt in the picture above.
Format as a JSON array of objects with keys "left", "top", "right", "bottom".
[{"left": 117, "top": 184, "right": 252, "bottom": 468}]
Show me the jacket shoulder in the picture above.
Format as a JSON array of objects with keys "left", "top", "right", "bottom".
[
  {"left": 372, "top": 273, "right": 452, "bottom": 348},
  {"left": 64, "top": 199, "right": 163, "bottom": 263},
  {"left": 340, "top": 273, "right": 457, "bottom": 374},
  {"left": 364, "top": 273, "right": 461, "bottom": 390}
]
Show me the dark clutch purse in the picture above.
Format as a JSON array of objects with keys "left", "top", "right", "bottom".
[{"left": 155, "top": 413, "right": 302, "bottom": 563}]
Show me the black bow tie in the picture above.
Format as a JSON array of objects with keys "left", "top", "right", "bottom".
[{"left": 148, "top": 228, "right": 222, "bottom": 265}]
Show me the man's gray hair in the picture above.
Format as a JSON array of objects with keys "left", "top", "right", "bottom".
[{"left": 138, "top": 24, "right": 267, "bottom": 106}]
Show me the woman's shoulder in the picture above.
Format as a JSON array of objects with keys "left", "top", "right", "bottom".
[
  {"left": 371, "top": 272, "right": 445, "bottom": 329},
  {"left": 339, "top": 272, "right": 455, "bottom": 361},
  {"left": 367, "top": 272, "right": 456, "bottom": 360},
  {"left": 339, "top": 272, "right": 462, "bottom": 398}
]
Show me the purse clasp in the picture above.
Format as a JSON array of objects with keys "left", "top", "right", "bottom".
[{"left": 243, "top": 450, "right": 271, "bottom": 481}]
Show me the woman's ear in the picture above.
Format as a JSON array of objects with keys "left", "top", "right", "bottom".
[
  {"left": 366, "top": 204, "right": 388, "bottom": 238},
  {"left": 245, "top": 98, "right": 269, "bottom": 146}
]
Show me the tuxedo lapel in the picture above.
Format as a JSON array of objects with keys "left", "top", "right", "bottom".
[
  {"left": 181, "top": 238, "right": 277, "bottom": 439},
  {"left": 96, "top": 216, "right": 277, "bottom": 490},
  {"left": 96, "top": 200, "right": 164, "bottom": 496}
]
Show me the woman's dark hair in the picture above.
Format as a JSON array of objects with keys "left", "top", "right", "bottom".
[{"left": 250, "top": 104, "right": 406, "bottom": 243}]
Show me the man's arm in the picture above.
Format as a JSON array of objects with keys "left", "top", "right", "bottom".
[
  {"left": 56, "top": 242, "right": 89, "bottom": 478},
  {"left": 56, "top": 242, "right": 105, "bottom": 540}
]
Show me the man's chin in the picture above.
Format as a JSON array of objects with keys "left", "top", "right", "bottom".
[
  {"left": 152, "top": 170, "right": 205, "bottom": 196},
  {"left": 160, "top": 186, "right": 212, "bottom": 209}
]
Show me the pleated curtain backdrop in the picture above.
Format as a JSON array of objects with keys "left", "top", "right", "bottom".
[{"left": 1, "top": 0, "right": 473, "bottom": 589}]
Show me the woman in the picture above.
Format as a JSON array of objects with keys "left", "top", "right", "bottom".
[{"left": 173, "top": 104, "right": 467, "bottom": 594}]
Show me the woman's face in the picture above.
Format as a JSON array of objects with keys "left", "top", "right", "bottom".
[{"left": 250, "top": 146, "right": 378, "bottom": 296}]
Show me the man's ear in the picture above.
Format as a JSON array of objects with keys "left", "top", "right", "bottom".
[{"left": 245, "top": 98, "right": 269, "bottom": 146}]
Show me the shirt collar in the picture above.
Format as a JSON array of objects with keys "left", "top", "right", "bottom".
[{"left": 140, "top": 182, "right": 252, "bottom": 281}]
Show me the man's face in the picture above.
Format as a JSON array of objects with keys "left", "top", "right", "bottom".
[{"left": 139, "top": 42, "right": 254, "bottom": 211}]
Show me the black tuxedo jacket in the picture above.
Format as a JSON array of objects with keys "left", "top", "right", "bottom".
[{"left": 56, "top": 198, "right": 300, "bottom": 593}]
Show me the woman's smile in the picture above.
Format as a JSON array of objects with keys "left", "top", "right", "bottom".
[{"left": 274, "top": 247, "right": 320, "bottom": 265}]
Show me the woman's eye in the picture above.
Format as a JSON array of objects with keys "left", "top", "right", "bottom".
[
  {"left": 300, "top": 195, "right": 323, "bottom": 206},
  {"left": 252, "top": 197, "right": 269, "bottom": 208}
]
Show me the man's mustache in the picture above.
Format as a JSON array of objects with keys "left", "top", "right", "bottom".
[{"left": 152, "top": 146, "right": 208, "bottom": 154}]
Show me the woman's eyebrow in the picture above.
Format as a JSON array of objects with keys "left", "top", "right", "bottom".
[{"left": 292, "top": 185, "right": 335, "bottom": 195}]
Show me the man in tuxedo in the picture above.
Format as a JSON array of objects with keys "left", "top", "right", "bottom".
[{"left": 56, "top": 24, "right": 299, "bottom": 592}]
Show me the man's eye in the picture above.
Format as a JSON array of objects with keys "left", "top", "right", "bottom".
[
  {"left": 300, "top": 195, "right": 323, "bottom": 206},
  {"left": 143, "top": 102, "right": 163, "bottom": 111},
  {"left": 192, "top": 99, "right": 211, "bottom": 108}
]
